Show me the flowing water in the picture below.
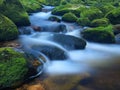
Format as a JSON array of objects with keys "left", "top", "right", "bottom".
[{"left": 18, "top": 6, "right": 120, "bottom": 90}]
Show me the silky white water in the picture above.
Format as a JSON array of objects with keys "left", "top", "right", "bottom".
[{"left": 19, "top": 6, "right": 120, "bottom": 76}]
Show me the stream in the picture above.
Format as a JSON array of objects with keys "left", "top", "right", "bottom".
[{"left": 18, "top": 6, "right": 120, "bottom": 90}]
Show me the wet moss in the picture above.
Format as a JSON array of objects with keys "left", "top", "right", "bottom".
[
  {"left": 91, "top": 18, "right": 109, "bottom": 27},
  {"left": 0, "top": 0, "right": 30, "bottom": 26},
  {"left": 0, "top": 14, "right": 18, "bottom": 42},
  {"left": 0, "top": 47, "right": 28, "bottom": 89},
  {"left": 106, "top": 8, "right": 120, "bottom": 25},
  {"left": 80, "top": 7, "right": 103, "bottom": 21},
  {"left": 20, "top": 0, "right": 44, "bottom": 13},
  {"left": 81, "top": 25, "right": 115, "bottom": 43},
  {"left": 62, "top": 12, "right": 77, "bottom": 22},
  {"left": 77, "top": 17, "right": 90, "bottom": 26}
]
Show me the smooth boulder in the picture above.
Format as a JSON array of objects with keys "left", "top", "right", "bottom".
[{"left": 50, "top": 34, "right": 86, "bottom": 50}]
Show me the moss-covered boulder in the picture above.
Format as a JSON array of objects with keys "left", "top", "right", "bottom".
[
  {"left": 62, "top": 12, "right": 77, "bottom": 22},
  {"left": 81, "top": 26, "right": 115, "bottom": 43},
  {"left": 0, "top": 14, "right": 18, "bottom": 42},
  {"left": 0, "top": 47, "right": 28, "bottom": 89},
  {"left": 106, "top": 8, "right": 120, "bottom": 25},
  {"left": 98, "top": 4, "right": 115, "bottom": 15},
  {"left": 80, "top": 7, "right": 103, "bottom": 21},
  {"left": 77, "top": 17, "right": 90, "bottom": 26},
  {"left": 52, "top": 4, "right": 86, "bottom": 17},
  {"left": 20, "top": 0, "right": 44, "bottom": 13},
  {"left": 91, "top": 18, "right": 109, "bottom": 27},
  {"left": 52, "top": 4, "right": 73, "bottom": 16},
  {"left": 0, "top": 0, "right": 30, "bottom": 26}
]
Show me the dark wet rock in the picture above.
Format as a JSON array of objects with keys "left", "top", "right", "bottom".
[
  {"left": 32, "top": 45, "right": 67, "bottom": 60},
  {"left": 113, "top": 24, "right": 120, "bottom": 35},
  {"left": 41, "top": 23, "right": 67, "bottom": 33},
  {"left": 51, "top": 34, "right": 86, "bottom": 50},
  {"left": 48, "top": 16, "right": 61, "bottom": 22}
]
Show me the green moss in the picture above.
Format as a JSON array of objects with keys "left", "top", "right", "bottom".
[
  {"left": 0, "top": 0, "right": 30, "bottom": 26},
  {"left": 0, "top": 14, "right": 18, "bottom": 42},
  {"left": 0, "top": 47, "right": 28, "bottom": 89},
  {"left": 52, "top": 4, "right": 73, "bottom": 16},
  {"left": 80, "top": 7, "right": 103, "bottom": 21},
  {"left": 81, "top": 25, "right": 115, "bottom": 43},
  {"left": 20, "top": 0, "right": 44, "bottom": 13},
  {"left": 106, "top": 8, "right": 120, "bottom": 25},
  {"left": 62, "top": 12, "right": 77, "bottom": 22},
  {"left": 98, "top": 4, "right": 115, "bottom": 15},
  {"left": 77, "top": 17, "right": 90, "bottom": 26},
  {"left": 91, "top": 18, "right": 109, "bottom": 27},
  {"left": 45, "top": 0, "right": 61, "bottom": 6},
  {"left": 60, "top": 0, "right": 68, "bottom": 5},
  {"left": 52, "top": 4, "right": 86, "bottom": 17}
]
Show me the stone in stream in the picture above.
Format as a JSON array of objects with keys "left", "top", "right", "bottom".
[
  {"left": 41, "top": 23, "right": 67, "bottom": 33},
  {"left": 50, "top": 34, "right": 86, "bottom": 50},
  {"left": 32, "top": 45, "right": 67, "bottom": 60},
  {"left": 48, "top": 16, "right": 61, "bottom": 22},
  {"left": 31, "top": 34, "right": 86, "bottom": 60}
]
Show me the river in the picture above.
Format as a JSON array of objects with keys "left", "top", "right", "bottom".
[{"left": 17, "top": 6, "right": 120, "bottom": 90}]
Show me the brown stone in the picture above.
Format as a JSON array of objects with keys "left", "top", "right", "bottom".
[
  {"left": 27, "top": 84, "right": 45, "bottom": 90},
  {"left": 31, "top": 25, "right": 41, "bottom": 32}
]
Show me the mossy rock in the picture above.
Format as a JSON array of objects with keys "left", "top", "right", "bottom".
[
  {"left": 52, "top": 4, "right": 86, "bottom": 17},
  {"left": 106, "top": 8, "right": 120, "bottom": 25},
  {"left": 0, "top": 47, "right": 28, "bottom": 89},
  {"left": 91, "top": 18, "right": 109, "bottom": 27},
  {"left": 77, "top": 17, "right": 90, "bottom": 26},
  {"left": 62, "top": 12, "right": 77, "bottom": 22},
  {"left": 48, "top": 16, "right": 61, "bottom": 22},
  {"left": 80, "top": 7, "right": 103, "bottom": 21},
  {"left": 98, "top": 4, "right": 115, "bottom": 15},
  {"left": 0, "top": 14, "right": 18, "bottom": 42},
  {"left": 0, "top": 0, "right": 30, "bottom": 26},
  {"left": 52, "top": 4, "right": 73, "bottom": 16},
  {"left": 20, "top": 0, "right": 44, "bottom": 13},
  {"left": 81, "top": 26, "right": 115, "bottom": 43}
]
